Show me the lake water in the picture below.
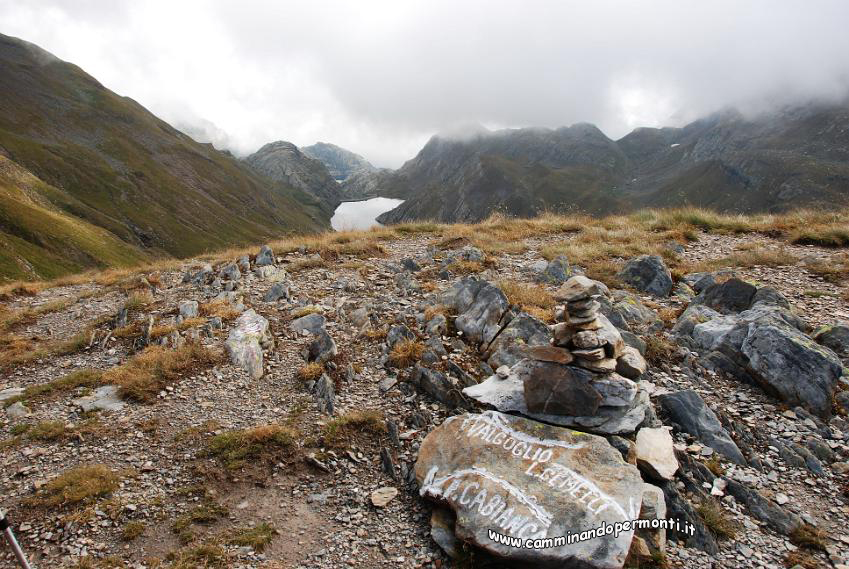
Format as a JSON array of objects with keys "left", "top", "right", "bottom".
[{"left": 331, "top": 197, "right": 404, "bottom": 230}]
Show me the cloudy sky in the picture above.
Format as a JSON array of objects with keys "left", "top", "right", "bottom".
[{"left": 3, "top": 1, "right": 849, "bottom": 167}]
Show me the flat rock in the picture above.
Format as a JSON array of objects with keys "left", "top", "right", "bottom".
[
  {"left": 635, "top": 427, "right": 679, "bottom": 481},
  {"left": 485, "top": 313, "right": 551, "bottom": 369},
  {"left": 554, "top": 276, "right": 609, "bottom": 302},
  {"left": 6, "top": 401, "right": 30, "bottom": 419},
  {"left": 0, "top": 387, "right": 23, "bottom": 402},
  {"left": 371, "top": 486, "right": 398, "bottom": 507},
  {"left": 464, "top": 367, "right": 649, "bottom": 435},
  {"left": 615, "top": 346, "right": 647, "bottom": 380},
  {"left": 72, "top": 385, "right": 125, "bottom": 413},
  {"left": 526, "top": 345, "right": 574, "bottom": 365},
  {"left": 415, "top": 411, "right": 643, "bottom": 568},
  {"left": 521, "top": 360, "right": 602, "bottom": 416},
  {"left": 291, "top": 313, "right": 326, "bottom": 335}
]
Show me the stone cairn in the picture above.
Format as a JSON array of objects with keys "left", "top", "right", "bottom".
[
  {"left": 523, "top": 275, "right": 648, "bottom": 426},
  {"left": 466, "top": 275, "right": 649, "bottom": 434}
]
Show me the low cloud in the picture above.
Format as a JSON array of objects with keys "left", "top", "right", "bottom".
[{"left": 3, "top": 0, "right": 849, "bottom": 167}]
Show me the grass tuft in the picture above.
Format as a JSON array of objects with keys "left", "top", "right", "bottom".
[
  {"left": 696, "top": 499, "right": 738, "bottom": 540},
  {"left": 388, "top": 339, "right": 425, "bottom": 368},
  {"left": 226, "top": 523, "right": 276, "bottom": 552},
  {"left": 322, "top": 410, "right": 385, "bottom": 448},
  {"left": 208, "top": 424, "right": 298, "bottom": 470},
  {"left": 26, "top": 464, "right": 120, "bottom": 508}
]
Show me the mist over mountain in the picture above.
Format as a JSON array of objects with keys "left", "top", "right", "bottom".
[{"left": 374, "top": 101, "right": 849, "bottom": 223}]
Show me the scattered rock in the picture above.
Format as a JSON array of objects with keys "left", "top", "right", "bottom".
[
  {"left": 291, "top": 313, "right": 326, "bottom": 335},
  {"left": 255, "top": 245, "right": 275, "bottom": 266},
  {"left": 658, "top": 390, "right": 746, "bottom": 465},
  {"left": 635, "top": 427, "right": 679, "bottom": 480},
  {"left": 308, "top": 331, "right": 338, "bottom": 364},
  {"left": 72, "top": 385, "right": 125, "bottom": 412},
  {"left": 178, "top": 300, "right": 199, "bottom": 319},
  {"left": 617, "top": 255, "right": 673, "bottom": 297},
  {"left": 370, "top": 486, "right": 398, "bottom": 508},
  {"left": 226, "top": 309, "right": 272, "bottom": 379}
]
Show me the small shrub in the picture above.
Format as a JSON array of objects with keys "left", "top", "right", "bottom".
[
  {"left": 696, "top": 499, "right": 738, "bottom": 540},
  {"left": 226, "top": 523, "right": 275, "bottom": 552},
  {"left": 27, "top": 420, "right": 68, "bottom": 441},
  {"left": 173, "top": 500, "right": 228, "bottom": 543},
  {"left": 122, "top": 521, "right": 145, "bottom": 541},
  {"left": 388, "top": 339, "right": 424, "bottom": 368},
  {"left": 703, "top": 456, "right": 725, "bottom": 477},
  {"left": 208, "top": 424, "right": 298, "bottom": 469},
  {"left": 790, "top": 524, "right": 828, "bottom": 552},
  {"left": 644, "top": 333, "right": 680, "bottom": 367},
  {"left": 296, "top": 362, "right": 325, "bottom": 382},
  {"left": 124, "top": 290, "right": 153, "bottom": 311},
  {"left": 322, "top": 410, "right": 385, "bottom": 447},
  {"left": 363, "top": 327, "right": 388, "bottom": 341},
  {"left": 783, "top": 550, "right": 822, "bottom": 569},
  {"left": 26, "top": 464, "right": 120, "bottom": 508}
]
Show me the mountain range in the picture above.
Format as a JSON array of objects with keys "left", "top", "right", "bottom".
[
  {"left": 3, "top": 31, "right": 849, "bottom": 281},
  {"left": 373, "top": 104, "right": 849, "bottom": 223}
]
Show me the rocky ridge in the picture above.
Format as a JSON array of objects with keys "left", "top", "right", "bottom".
[{"left": 1, "top": 227, "right": 849, "bottom": 569}]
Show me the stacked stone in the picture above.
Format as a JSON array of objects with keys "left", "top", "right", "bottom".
[{"left": 518, "top": 275, "right": 648, "bottom": 432}]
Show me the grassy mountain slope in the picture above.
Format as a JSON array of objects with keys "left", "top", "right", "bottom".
[
  {"left": 0, "top": 154, "right": 150, "bottom": 281},
  {"left": 0, "top": 33, "right": 328, "bottom": 277}
]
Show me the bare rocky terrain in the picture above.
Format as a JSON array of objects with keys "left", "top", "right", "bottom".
[{"left": 2, "top": 220, "right": 849, "bottom": 569}]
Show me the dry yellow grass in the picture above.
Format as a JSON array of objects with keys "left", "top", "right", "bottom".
[
  {"left": 6, "top": 207, "right": 849, "bottom": 294},
  {"left": 208, "top": 424, "right": 298, "bottom": 469},
  {"left": 199, "top": 300, "right": 241, "bottom": 321},
  {"left": 322, "top": 410, "right": 385, "bottom": 447},
  {"left": 296, "top": 362, "right": 325, "bottom": 382},
  {"left": 26, "top": 464, "right": 120, "bottom": 508},
  {"left": 388, "top": 339, "right": 425, "bottom": 367},
  {"left": 104, "top": 343, "right": 224, "bottom": 402}
]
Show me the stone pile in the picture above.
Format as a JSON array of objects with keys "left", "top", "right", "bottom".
[{"left": 464, "top": 276, "right": 650, "bottom": 435}]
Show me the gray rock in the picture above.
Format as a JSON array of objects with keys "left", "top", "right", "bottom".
[
  {"left": 742, "top": 324, "right": 843, "bottom": 417},
  {"left": 219, "top": 263, "right": 241, "bottom": 281},
  {"left": 615, "top": 346, "right": 647, "bottom": 379},
  {"left": 237, "top": 255, "right": 251, "bottom": 273},
  {"left": 264, "top": 282, "right": 290, "bottom": 302},
  {"left": 698, "top": 278, "right": 757, "bottom": 314},
  {"left": 400, "top": 257, "right": 421, "bottom": 272},
  {"left": 308, "top": 331, "right": 337, "bottom": 364},
  {"left": 190, "top": 263, "right": 213, "bottom": 285},
  {"left": 463, "top": 366, "right": 649, "bottom": 435},
  {"left": 635, "top": 427, "right": 678, "bottom": 480},
  {"left": 536, "top": 255, "right": 574, "bottom": 285},
  {"left": 255, "top": 245, "right": 275, "bottom": 266},
  {"left": 617, "top": 255, "right": 673, "bottom": 297},
  {"left": 442, "top": 277, "right": 510, "bottom": 346},
  {"left": 813, "top": 322, "right": 849, "bottom": 355},
  {"left": 253, "top": 265, "right": 286, "bottom": 281},
  {"left": 672, "top": 304, "right": 722, "bottom": 339},
  {"left": 599, "top": 290, "right": 662, "bottom": 332},
  {"left": 724, "top": 479, "right": 801, "bottom": 536},
  {"left": 6, "top": 401, "right": 30, "bottom": 419},
  {"left": 485, "top": 313, "right": 551, "bottom": 369},
  {"left": 349, "top": 307, "right": 370, "bottom": 329},
  {"left": 314, "top": 374, "right": 335, "bottom": 414},
  {"left": 387, "top": 324, "right": 416, "bottom": 348},
  {"left": 0, "top": 387, "right": 24, "bottom": 403},
  {"left": 225, "top": 309, "right": 272, "bottom": 379},
  {"left": 72, "top": 385, "right": 125, "bottom": 413},
  {"left": 658, "top": 390, "right": 746, "bottom": 465},
  {"left": 415, "top": 411, "right": 644, "bottom": 568},
  {"left": 178, "top": 300, "right": 199, "bottom": 319},
  {"left": 425, "top": 313, "right": 447, "bottom": 336},
  {"left": 751, "top": 287, "right": 790, "bottom": 309},
  {"left": 411, "top": 365, "right": 469, "bottom": 409},
  {"left": 661, "top": 483, "right": 718, "bottom": 553},
  {"left": 620, "top": 331, "right": 647, "bottom": 355},
  {"left": 291, "top": 313, "right": 326, "bottom": 335}
]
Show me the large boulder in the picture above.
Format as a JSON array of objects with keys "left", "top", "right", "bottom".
[
  {"left": 617, "top": 255, "right": 673, "bottom": 297},
  {"left": 442, "top": 277, "right": 510, "bottom": 346},
  {"left": 742, "top": 324, "right": 843, "bottom": 418},
  {"left": 658, "top": 390, "right": 746, "bottom": 465},
  {"left": 291, "top": 313, "right": 326, "bottom": 335},
  {"left": 226, "top": 309, "right": 272, "bottom": 379},
  {"left": 415, "top": 411, "right": 644, "bottom": 568},
  {"left": 484, "top": 313, "right": 551, "bottom": 369}
]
